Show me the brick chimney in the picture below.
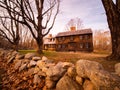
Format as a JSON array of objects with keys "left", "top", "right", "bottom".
[
  {"left": 70, "top": 26, "right": 76, "bottom": 31},
  {"left": 48, "top": 34, "right": 52, "bottom": 38}
]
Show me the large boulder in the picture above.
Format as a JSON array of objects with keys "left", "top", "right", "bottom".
[
  {"left": 46, "top": 62, "right": 73, "bottom": 81},
  {"left": 24, "top": 53, "right": 36, "bottom": 60},
  {"left": 76, "top": 60, "right": 120, "bottom": 89},
  {"left": 115, "top": 63, "right": 120, "bottom": 76},
  {"left": 56, "top": 75, "right": 83, "bottom": 90},
  {"left": 76, "top": 60, "right": 104, "bottom": 78},
  {"left": 32, "top": 56, "right": 41, "bottom": 61}
]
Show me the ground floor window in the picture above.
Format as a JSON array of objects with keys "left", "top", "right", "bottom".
[
  {"left": 80, "top": 43, "right": 84, "bottom": 48},
  {"left": 86, "top": 43, "right": 90, "bottom": 48}
]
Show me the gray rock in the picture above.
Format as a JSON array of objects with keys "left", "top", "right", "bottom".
[
  {"left": 7, "top": 56, "right": 15, "bottom": 64},
  {"left": 34, "top": 66, "right": 40, "bottom": 74},
  {"left": 37, "top": 70, "right": 46, "bottom": 77},
  {"left": 45, "top": 77, "right": 56, "bottom": 89},
  {"left": 14, "top": 60, "right": 22, "bottom": 70},
  {"left": 15, "top": 54, "right": 24, "bottom": 59},
  {"left": 24, "top": 53, "right": 36, "bottom": 60},
  {"left": 76, "top": 60, "right": 104, "bottom": 78},
  {"left": 76, "top": 60, "right": 120, "bottom": 89},
  {"left": 37, "top": 60, "right": 46, "bottom": 69},
  {"left": 115, "top": 63, "right": 120, "bottom": 76},
  {"left": 62, "top": 62, "right": 74, "bottom": 69},
  {"left": 22, "top": 59, "right": 30, "bottom": 64},
  {"left": 67, "top": 66, "right": 76, "bottom": 78},
  {"left": 46, "top": 62, "right": 68, "bottom": 81},
  {"left": 26, "top": 68, "right": 35, "bottom": 76},
  {"left": 42, "top": 56, "right": 48, "bottom": 61},
  {"left": 32, "top": 56, "right": 41, "bottom": 61},
  {"left": 11, "top": 51, "right": 18, "bottom": 56},
  {"left": 37, "top": 59, "right": 54, "bottom": 70},
  {"left": 28, "top": 60, "right": 37, "bottom": 68},
  {"left": 33, "top": 74, "right": 41, "bottom": 84},
  {"left": 19, "top": 63, "right": 27, "bottom": 72},
  {"left": 56, "top": 75, "right": 83, "bottom": 90},
  {"left": 83, "top": 79, "right": 97, "bottom": 90},
  {"left": 75, "top": 76, "right": 83, "bottom": 85}
]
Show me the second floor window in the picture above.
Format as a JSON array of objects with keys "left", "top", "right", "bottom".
[
  {"left": 62, "top": 37, "right": 65, "bottom": 41},
  {"left": 70, "top": 36, "right": 74, "bottom": 41},
  {"left": 85, "top": 35, "right": 90, "bottom": 39},
  {"left": 58, "top": 37, "right": 61, "bottom": 42},
  {"left": 80, "top": 36, "right": 83, "bottom": 40}
]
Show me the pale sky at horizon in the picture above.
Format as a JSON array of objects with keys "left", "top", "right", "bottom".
[{"left": 49, "top": 0, "right": 109, "bottom": 35}]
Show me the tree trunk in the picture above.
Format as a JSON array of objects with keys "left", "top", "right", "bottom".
[
  {"left": 36, "top": 37, "right": 43, "bottom": 54},
  {"left": 12, "top": 43, "right": 18, "bottom": 51},
  {"left": 102, "top": 0, "right": 120, "bottom": 60}
]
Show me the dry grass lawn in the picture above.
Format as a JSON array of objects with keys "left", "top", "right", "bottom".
[{"left": 19, "top": 50, "right": 120, "bottom": 72}]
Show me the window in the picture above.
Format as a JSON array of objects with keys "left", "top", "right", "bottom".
[
  {"left": 58, "top": 37, "right": 61, "bottom": 41},
  {"left": 85, "top": 35, "right": 90, "bottom": 39},
  {"left": 86, "top": 43, "right": 90, "bottom": 48},
  {"left": 58, "top": 45, "right": 61, "bottom": 48},
  {"left": 62, "top": 44, "right": 65, "bottom": 48},
  {"left": 62, "top": 37, "right": 65, "bottom": 40},
  {"left": 70, "top": 36, "right": 74, "bottom": 41},
  {"left": 48, "top": 44, "right": 51, "bottom": 48},
  {"left": 80, "top": 36, "right": 83, "bottom": 40},
  {"left": 80, "top": 43, "right": 84, "bottom": 48},
  {"left": 52, "top": 38, "right": 55, "bottom": 41}
]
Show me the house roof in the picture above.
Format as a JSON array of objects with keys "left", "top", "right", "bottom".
[{"left": 56, "top": 28, "right": 92, "bottom": 37}]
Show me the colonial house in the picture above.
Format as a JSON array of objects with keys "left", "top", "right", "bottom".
[
  {"left": 43, "top": 27, "right": 93, "bottom": 52},
  {"left": 43, "top": 34, "right": 56, "bottom": 51},
  {"left": 55, "top": 27, "right": 93, "bottom": 52}
]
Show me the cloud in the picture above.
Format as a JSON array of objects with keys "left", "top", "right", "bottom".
[{"left": 50, "top": 0, "right": 108, "bottom": 35}]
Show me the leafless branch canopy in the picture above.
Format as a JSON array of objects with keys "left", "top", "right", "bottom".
[{"left": 0, "top": 0, "right": 60, "bottom": 39}]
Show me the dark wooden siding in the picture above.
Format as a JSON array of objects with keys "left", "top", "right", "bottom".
[{"left": 56, "top": 34, "right": 93, "bottom": 52}]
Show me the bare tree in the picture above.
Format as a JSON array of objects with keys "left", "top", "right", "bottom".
[
  {"left": 0, "top": 12, "right": 20, "bottom": 51},
  {"left": 0, "top": 0, "right": 60, "bottom": 54},
  {"left": 65, "top": 17, "right": 83, "bottom": 31},
  {"left": 101, "top": 0, "right": 120, "bottom": 60},
  {"left": 93, "top": 30, "right": 111, "bottom": 51}
]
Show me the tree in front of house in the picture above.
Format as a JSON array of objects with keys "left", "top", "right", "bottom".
[
  {"left": 0, "top": 0, "right": 60, "bottom": 54},
  {"left": 101, "top": 0, "right": 120, "bottom": 60}
]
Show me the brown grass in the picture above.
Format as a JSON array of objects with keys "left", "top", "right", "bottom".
[
  {"left": 43, "top": 51, "right": 120, "bottom": 72},
  {"left": 19, "top": 50, "right": 120, "bottom": 72}
]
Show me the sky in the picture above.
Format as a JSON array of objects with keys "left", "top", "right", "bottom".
[{"left": 49, "top": 0, "right": 109, "bottom": 35}]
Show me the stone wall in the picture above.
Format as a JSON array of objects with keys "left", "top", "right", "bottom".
[{"left": 0, "top": 49, "right": 120, "bottom": 90}]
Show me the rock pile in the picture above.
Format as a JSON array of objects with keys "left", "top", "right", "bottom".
[{"left": 0, "top": 49, "right": 120, "bottom": 90}]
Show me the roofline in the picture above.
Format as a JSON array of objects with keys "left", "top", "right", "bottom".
[{"left": 56, "top": 28, "right": 92, "bottom": 37}]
